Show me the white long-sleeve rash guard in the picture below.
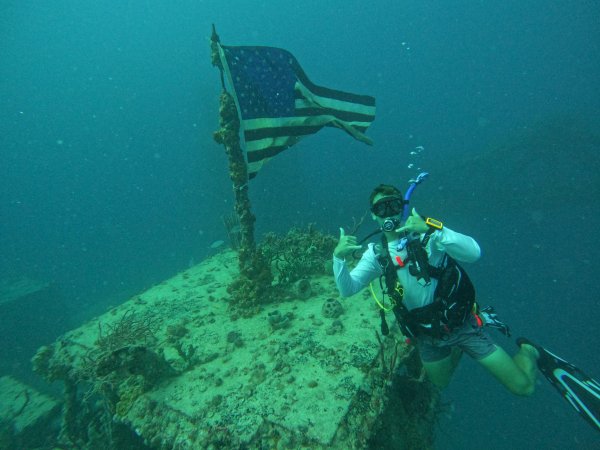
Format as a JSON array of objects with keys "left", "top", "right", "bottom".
[{"left": 333, "top": 227, "right": 481, "bottom": 311}]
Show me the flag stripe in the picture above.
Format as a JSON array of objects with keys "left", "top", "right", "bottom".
[
  {"left": 292, "top": 60, "right": 376, "bottom": 106},
  {"left": 244, "top": 119, "right": 371, "bottom": 144},
  {"left": 296, "top": 105, "right": 375, "bottom": 124},
  {"left": 294, "top": 85, "right": 376, "bottom": 117},
  {"left": 245, "top": 125, "right": 323, "bottom": 145},
  {"left": 247, "top": 144, "right": 290, "bottom": 163},
  {"left": 245, "top": 132, "right": 307, "bottom": 154}
]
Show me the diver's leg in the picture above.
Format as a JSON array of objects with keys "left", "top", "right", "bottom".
[
  {"left": 421, "top": 347, "right": 463, "bottom": 389},
  {"left": 477, "top": 344, "right": 539, "bottom": 396}
]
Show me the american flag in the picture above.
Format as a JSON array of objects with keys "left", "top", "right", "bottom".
[{"left": 217, "top": 44, "right": 376, "bottom": 179}]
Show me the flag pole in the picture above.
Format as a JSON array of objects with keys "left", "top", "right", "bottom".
[{"left": 210, "top": 25, "right": 273, "bottom": 313}]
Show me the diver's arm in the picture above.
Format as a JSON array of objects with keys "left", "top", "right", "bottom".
[
  {"left": 398, "top": 209, "right": 481, "bottom": 263},
  {"left": 333, "top": 244, "right": 381, "bottom": 297},
  {"left": 431, "top": 226, "right": 481, "bottom": 263}
]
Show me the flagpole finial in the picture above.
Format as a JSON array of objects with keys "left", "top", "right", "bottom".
[{"left": 211, "top": 24, "right": 220, "bottom": 44}]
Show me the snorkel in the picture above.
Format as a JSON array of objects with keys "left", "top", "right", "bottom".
[
  {"left": 402, "top": 172, "right": 429, "bottom": 222},
  {"left": 358, "top": 172, "right": 430, "bottom": 245}
]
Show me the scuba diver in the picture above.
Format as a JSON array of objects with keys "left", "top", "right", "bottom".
[{"left": 332, "top": 174, "right": 600, "bottom": 432}]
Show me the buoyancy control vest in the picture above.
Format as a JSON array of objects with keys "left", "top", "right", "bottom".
[{"left": 377, "top": 233, "right": 476, "bottom": 339}]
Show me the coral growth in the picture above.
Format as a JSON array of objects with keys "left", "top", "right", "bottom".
[
  {"left": 95, "top": 309, "right": 157, "bottom": 352},
  {"left": 33, "top": 309, "right": 174, "bottom": 449},
  {"left": 79, "top": 311, "right": 173, "bottom": 408},
  {"left": 260, "top": 224, "right": 337, "bottom": 285},
  {"left": 322, "top": 298, "right": 344, "bottom": 319},
  {"left": 267, "top": 310, "right": 294, "bottom": 331},
  {"left": 294, "top": 278, "right": 312, "bottom": 299},
  {"left": 226, "top": 225, "right": 336, "bottom": 317},
  {"left": 226, "top": 259, "right": 274, "bottom": 317}
]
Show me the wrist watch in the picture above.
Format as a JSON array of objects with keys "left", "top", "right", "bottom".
[{"left": 425, "top": 217, "right": 443, "bottom": 230}]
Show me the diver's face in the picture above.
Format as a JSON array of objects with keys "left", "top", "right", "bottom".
[{"left": 371, "top": 194, "right": 404, "bottom": 224}]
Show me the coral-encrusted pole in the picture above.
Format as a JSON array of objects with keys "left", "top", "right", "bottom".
[
  {"left": 212, "top": 90, "right": 255, "bottom": 273},
  {"left": 210, "top": 26, "right": 272, "bottom": 314}
]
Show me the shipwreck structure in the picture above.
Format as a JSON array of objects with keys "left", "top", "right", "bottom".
[{"left": 21, "top": 231, "right": 440, "bottom": 449}]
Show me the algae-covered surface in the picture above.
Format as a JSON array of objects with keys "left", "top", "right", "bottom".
[
  {"left": 0, "top": 375, "right": 59, "bottom": 432},
  {"left": 33, "top": 249, "right": 431, "bottom": 449},
  {"left": 0, "top": 375, "right": 61, "bottom": 449}
]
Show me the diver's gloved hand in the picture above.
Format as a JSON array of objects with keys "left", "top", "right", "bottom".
[
  {"left": 333, "top": 228, "right": 362, "bottom": 259},
  {"left": 396, "top": 208, "right": 429, "bottom": 234}
]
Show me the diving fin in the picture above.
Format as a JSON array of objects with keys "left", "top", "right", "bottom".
[{"left": 517, "top": 337, "right": 600, "bottom": 433}]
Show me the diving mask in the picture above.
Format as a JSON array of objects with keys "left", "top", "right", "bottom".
[{"left": 371, "top": 197, "right": 405, "bottom": 218}]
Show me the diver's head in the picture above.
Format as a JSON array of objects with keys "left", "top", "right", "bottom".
[{"left": 369, "top": 184, "right": 405, "bottom": 232}]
